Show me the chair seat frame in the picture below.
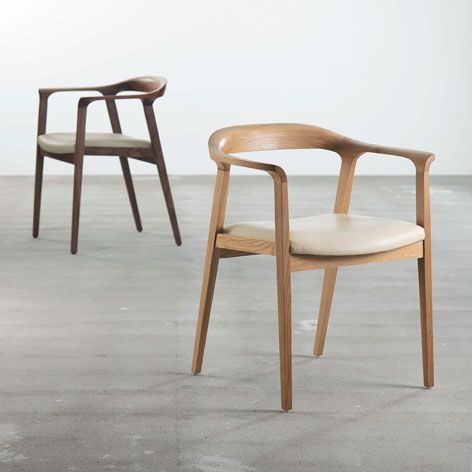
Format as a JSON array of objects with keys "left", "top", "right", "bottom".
[
  {"left": 33, "top": 76, "right": 181, "bottom": 253},
  {"left": 191, "top": 123, "right": 434, "bottom": 411}
]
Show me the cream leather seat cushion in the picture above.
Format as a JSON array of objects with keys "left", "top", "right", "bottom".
[
  {"left": 224, "top": 214, "right": 425, "bottom": 256},
  {"left": 38, "top": 133, "right": 151, "bottom": 154}
]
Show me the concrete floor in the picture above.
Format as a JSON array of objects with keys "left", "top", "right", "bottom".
[{"left": 0, "top": 174, "right": 471, "bottom": 471}]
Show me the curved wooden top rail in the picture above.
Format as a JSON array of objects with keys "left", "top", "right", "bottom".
[
  {"left": 39, "top": 76, "right": 167, "bottom": 102},
  {"left": 209, "top": 123, "right": 435, "bottom": 175},
  {"left": 213, "top": 123, "right": 345, "bottom": 154},
  {"left": 113, "top": 76, "right": 167, "bottom": 96}
]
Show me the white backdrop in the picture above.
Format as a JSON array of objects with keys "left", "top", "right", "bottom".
[{"left": 1, "top": 0, "right": 471, "bottom": 175}]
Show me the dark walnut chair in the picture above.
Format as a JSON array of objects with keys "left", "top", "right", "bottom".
[
  {"left": 33, "top": 76, "right": 181, "bottom": 254},
  {"left": 192, "top": 123, "right": 435, "bottom": 411}
]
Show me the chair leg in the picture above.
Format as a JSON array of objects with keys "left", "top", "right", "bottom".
[
  {"left": 119, "top": 157, "right": 142, "bottom": 232},
  {"left": 192, "top": 247, "right": 220, "bottom": 374},
  {"left": 313, "top": 268, "right": 338, "bottom": 356},
  {"left": 418, "top": 251, "right": 434, "bottom": 387},
  {"left": 33, "top": 151, "right": 44, "bottom": 238},
  {"left": 70, "top": 155, "right": 84, "bottom": 255},
  {"left": 154, "top": 153, "right": 182, "bottom": 246},
  {"left": 142, "top": 103, "right": 182, "bottom": 245},
  {"left": 276, "top": 252, "right": 292, "bottom": 411}
]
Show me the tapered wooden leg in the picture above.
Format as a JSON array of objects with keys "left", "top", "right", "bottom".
[
  {"left": 142, "top": 104, "right": 182, "bottom": 246},
  {"left": 70, "top": 154, "right": 84, "bottom": 255},
  {"left": 313, "top": 268, "right": 338, "bottom": 356},
  {"left": 274, "top": 185, "right": 292, "bottom": 411},
  {"left": 276, "top": 252, "right": 292, "bottom": 411},
  {"left": 119, "top": 157, "right": 142, "bottom": 232},
  {"left": 418, "top": 250, "right": 434, "bottom": 387},
  {"left": 192, "top": 247, "right": 220, "bottom": 373},
  {"left": 33, "top": 151, "right": 44, "bottom": 238},
  {"left": 155, "top": 155, "right": 181, "bottom": 246},
  {"left": 273, "top": 175, "right": 292, "bottom": 411},
  {"left": 192, "top": 168, "right": 230, "bottom": 374}
]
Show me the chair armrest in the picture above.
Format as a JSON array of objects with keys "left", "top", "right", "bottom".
[
  {"left": 341, "top": 139, "right": 435, "bottom": 170},
  {"left": 40, "top": 87, "right": 104, "bottom": 94},
  {"left": 209, "top": 143, "right": 287, "bottom": 181},
  {"left": 340, "top": 138, "right": 435, "bottom": 233},
  {"left": 38, "top": 85, "right": 117, "bottom": 97},
  {"left": 36, "top": 85, "right": 115, "bottom": 135},
  {"left": 77, "top": 92, "right": 160, "bottom": 107},
  {"left": 209, "top": 146, "right": 291, "bottom": 254}
]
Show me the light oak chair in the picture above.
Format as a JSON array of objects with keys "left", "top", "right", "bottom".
[
  {"left": 33, "top": 76, "right": 181, "bottom": 254},
  {"left": 192, "top": 123, "right": 435, "bottom": 411}
]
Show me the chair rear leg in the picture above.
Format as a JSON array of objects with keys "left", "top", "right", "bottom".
[
  {"left": 192, "top": 247, "right": 220, "bottom": 373},
  {"left": 313, "top": 268, "right": 338, "bottom": 356},
  {"left": 70, "top": 155, "right": 84, "bottom": 254},
  {"left": 119, "top": 156, "right": 142, "bottom": 232},
  {"left": 154, "top": 153, "right": 182, "bottom": 246},
  {"left": 143, "top": 103, "right": 181, "bottom": 245},
  {"left": 33, "top": 150, "right": 44, "bottom": 238},
  {"left": 418, "top": 251, "right": 434, "bottom": 387}
]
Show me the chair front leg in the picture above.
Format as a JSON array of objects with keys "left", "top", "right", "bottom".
[
  {"left": 273, "top": 173, "right": 292, "bottom": 411},
  {"left": 70, "top": 153, "right": 84, "bottom": 254},
  {"left": 70, "top": 103, "right": 87, "bottom": 254},
  {"left": 33, "top": 148, "right": 44, "bottom": 238},
  {"left": 275, "top": 245, "right": 292, "bottom": 411},
  {"left": 415, "top": 166, "right": 434, "bottom": 387},
  {"left": 34, "top": 92, "right": 50, "bottom": 238},
  {"left": 418, "top": 247, "right": 433, "bottom": 387}
]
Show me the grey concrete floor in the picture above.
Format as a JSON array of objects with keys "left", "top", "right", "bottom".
[{"left": 0, "top": 174, "right": 471, "bottom": 472}]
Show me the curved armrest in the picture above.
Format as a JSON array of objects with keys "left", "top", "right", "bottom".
[
  {"left": 77, "top": 92, "right": 161, "bottom": 107},
  {"left": 39, "top": 85, "right": 115, "bottom": 97},
  {"left": 341, "top": 138, "right": 435, "bottom": 170},
  {"left": 209, "top": 142, "right": 287, "bottom": 181}
]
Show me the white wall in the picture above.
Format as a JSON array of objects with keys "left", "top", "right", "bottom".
[{"left": 1, "top": 0, "right": 471, "bottom": 175}]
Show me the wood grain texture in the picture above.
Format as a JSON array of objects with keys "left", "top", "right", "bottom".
[
  {"left": 314, "top": 267, "right": 338, "bottom": 357},
  {"left": 194, "top": 123, "right": 435, "bottom": 411},
  {"left": 208, "top": 123, "right": 435, "bottom": 177},
  {"left": 215, "top": 234, "right": 276, "bottom": 255},
  {"left": 273, "top": 174, "right": 293, "bottom": 411},
  {"left": 34, "top": 76, "right": 180, "bottom": 253},
  {"left": 192, "top": 169, "right": 231, "bottom": 374},
  {"left": 416, "top": 169, "right": 434, "bottom": 387},
  {"left": 218, "top": 249, "right": 259, "bottom": 259},
  {"left": 290, "top": 241, "right": 423, "bottom": 272},
  {"left": 314, "top": 152, "right": 360, "bottom": 356}
]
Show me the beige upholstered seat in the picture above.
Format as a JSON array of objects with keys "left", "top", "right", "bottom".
[
  {"left": 224, "top": 213, "right": 425, "bottom": 256},
  {"left": 37, "top": 132, "right": 151, "bottom": 154}
]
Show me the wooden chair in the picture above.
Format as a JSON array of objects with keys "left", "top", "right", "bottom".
[
  {"left": 192, "top": 123, "right": 435, "bottom": 411},
  {"left": 33, "top": 76, "right": 181, "bottom": 254}
]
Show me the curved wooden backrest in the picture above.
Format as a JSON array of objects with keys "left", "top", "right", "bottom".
[
  {"left": 210, "top": 123, "right": 347, "bottom": 155},
  {"left": 113, "top": 76, "right": 167, "bottom": 98}
]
